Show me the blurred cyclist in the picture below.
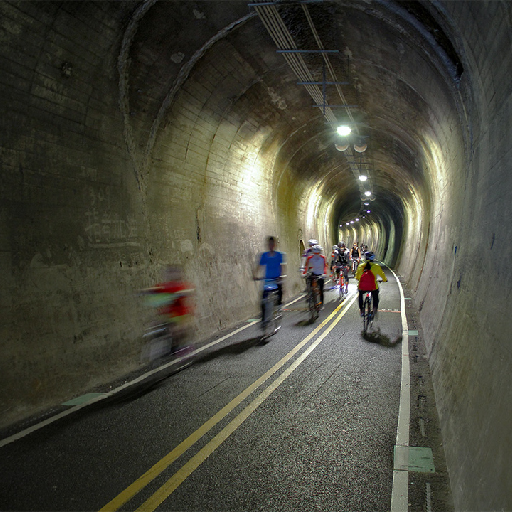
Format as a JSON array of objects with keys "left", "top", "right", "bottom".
[
  {"left": 355, "top": 252, "right": 387, "bottom": 318},
  {"left": 141, "top": 265, "right": 195, "bottom": 359},
  {"left": 330, "top": 245, "right": 339, "bottom": 281},
  {"left": 351, "top": 242, "right": 361, "bottom": 273},
  {"left": 303, "top": 245, "right": 328, "bottom": 306},
  {"left": 301, "top": 238, "right": 318, "bottom": 269},
  {"left": 334, "top": 242, "right": 350, "bottom": 292},
  {"left": 254, "top": 236, "right": 286, "bottom": 319}
]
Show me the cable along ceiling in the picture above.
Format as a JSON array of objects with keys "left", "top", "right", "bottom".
[{"left": 251, "top": 0, "right": 373, "bottom": 215}]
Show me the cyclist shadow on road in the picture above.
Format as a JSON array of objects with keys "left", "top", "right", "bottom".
[
  {"left": 295, "top": 319, "right": 315, "bottom": 327},
  {"left": 193, "top": 336, "right": 263, "bottom": 365},
  {"left": 362, "top": 327, "right": 402, "bottom": 347}
]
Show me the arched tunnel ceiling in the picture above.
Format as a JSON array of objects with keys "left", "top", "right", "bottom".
[{"left": 126, "top": 0, "right": 462, "bottom": 241}]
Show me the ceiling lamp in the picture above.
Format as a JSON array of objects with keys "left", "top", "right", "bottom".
[
  {"left": 337, "top": 125, "right": 351, "bottom": 136},
  {"left": 364, "top": 191, "right": 372, "bottom": 197},
  {"left": 359, "top": 175, "right": 367, "bottom": 181},
  {"left": 335, "top": 143, "right": 349, "bottom": 152},
  {"left": 354, "top": 143, "right": 367, "bottom": 152}
]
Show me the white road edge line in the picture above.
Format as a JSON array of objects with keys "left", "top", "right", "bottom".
[
  {"left": 389, "top": 267, "right": 411, "bottom": 512},
  {"left": 0, "top": 295, "right": 302, "bottom": 448}
]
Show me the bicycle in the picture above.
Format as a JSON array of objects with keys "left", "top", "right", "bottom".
[
  {"left": 257, "top": 278, "right": 282, "bottom": 341},
  {"left": 351, "top": 258, "right": 360, "bottom": 277},
  {"left": 305, "top": 272, "right": 322, "bottom": 322},
  {"left": 361, "top": 280, "right": 384, "bottom": 334},
  {"left": 362, "top": 291, "right": 374, "bottom": 334},
  {"left": 336, "top": 264, "right": 349, "bottom": 300}
]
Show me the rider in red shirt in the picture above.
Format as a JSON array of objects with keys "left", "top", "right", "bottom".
[{"left": 355, "top": 252, "right": 387, "bottom": 318}]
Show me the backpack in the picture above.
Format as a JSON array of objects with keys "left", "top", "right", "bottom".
[
  {"left": 338, "top": 250, "right": 348, "bottom": 265},
  {"left": 359, "top": 268, "right": 376, "bottom": 291}
]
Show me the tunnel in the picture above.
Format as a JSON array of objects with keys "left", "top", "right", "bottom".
[{"left": 1, "top": 1, "right": 511, "bottom": 509}]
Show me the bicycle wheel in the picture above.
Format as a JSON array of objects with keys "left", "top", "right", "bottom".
[
  {"left": 272, "top": 295, "right": 281, "bottom": 334},
  {"left": 339, "top": 274, "right": 345, "bottom": 300},
  {"left": 309, "top": 286, "right": 318, "bottom": 322},
  {"left": 260, "top": 294, "right": 271, "bottom": 339},
  {"left": 363, "top": 296, "right": 372, "bottom": 333}
]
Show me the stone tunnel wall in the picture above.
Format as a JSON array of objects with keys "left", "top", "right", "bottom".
[
  {"left": 1, "top": 1, "right": 512, "bottom": 510},
  {"left": 395, "top": 2, "right": 512, "bottom": 510},
  {"left": 0, "top": 1, "right": 326, "bottom": 428}
]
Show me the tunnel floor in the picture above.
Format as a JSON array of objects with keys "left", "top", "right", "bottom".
[{"left": 0, "top": 268, "right": 453, "bottom": 512}]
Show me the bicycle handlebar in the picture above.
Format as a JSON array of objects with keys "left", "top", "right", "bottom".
[{"left": 303, "top": 272, "right": 327, "bottom": 278}]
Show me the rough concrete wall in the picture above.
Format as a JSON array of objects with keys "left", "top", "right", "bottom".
[
  {"left": 401, "top": 2, "right": 512, "bottom": 509},
  {"left": 0, "top": 1, "right": 324, "bottom": 427},
  {"left": 0, "top": 1, "right": 156, "bottom": 427}
]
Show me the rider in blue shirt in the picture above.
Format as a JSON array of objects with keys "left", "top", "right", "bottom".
[{"left": 254, "top": 236, "right": 286, "bottom": 319}]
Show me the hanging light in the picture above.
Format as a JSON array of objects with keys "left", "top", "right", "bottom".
[
  {"left": 337, "top": 125, "right": 351, "bottom": 136},
  {"left": 359, "top": 175, "right": 367, "bottom": 181}
]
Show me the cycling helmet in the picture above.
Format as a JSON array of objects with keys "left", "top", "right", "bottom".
[
  {"left": 338, "top": 241, "right": 346, "bottom": 247},
  {"left": 313, "top": 245, "right": 322, "bottom": 254},
  {"left": 365, "top": 251, "right": 375, "bottom": 261},
  {"left": 332, "top": 245, "right": 338, "bottom": 251},
  {"left": 308, "top": 239, "right": 318, "bottom": 247}
]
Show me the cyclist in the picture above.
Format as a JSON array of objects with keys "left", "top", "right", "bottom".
[
  {"left": 351, "top": 242, "right": 361, "bottom": 274},
  {"left": 334, "top": 241, "right": 350, "bottom": 292},
  {"left": 301, "top": 238, "right": 318, "bottom": 269},
  {"left": 303, "top": 245, "right": 328, "bottom": 307},
  {"left": 254, "top": 236, "right": 286, "bottom": 320},
  {"left": 355, "top": 252, "right": 387, "bottom": 318},
  {"left": 330, "top": 245, "right": 339, "bottom": 280},
  {"left": 141, "top": 265, "right": 195, "bottom": 358}
]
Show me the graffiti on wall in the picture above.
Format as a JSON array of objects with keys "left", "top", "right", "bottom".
[{"left": 84, "top": 185, "right": 139, "bottom": 248}]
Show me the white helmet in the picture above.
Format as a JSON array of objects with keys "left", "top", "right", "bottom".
[
  {"left": 308, "top": 239, "right": 318, "bottom": 247},
  {"left": 313, "top": 245, "right": 322, "bottom": 254}
]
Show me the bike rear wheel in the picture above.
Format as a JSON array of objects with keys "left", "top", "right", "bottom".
[
  {"left": 363, "top": 296, "right": 373, "bottom": 333},
  {"left": 308, "top": 293, "right": 316, "bottom": 322},
  {"left": 261, "top": 293, "right": 276, "bottom": 340},
  {"left": 339, "top": 274, "right": 345, "bottom": 300}
]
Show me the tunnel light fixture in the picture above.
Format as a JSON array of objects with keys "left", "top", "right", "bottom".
[
  {"left": 350, "top": 220, "right": 355, "bottom": 224},
  {"left": 346, "top": 222, "right": 349, "bottom": 226},
  {"left": 359, "top": 175, "right": 367, "bottom": 181},
  {"left": 367, "top": 210, "right": 371, "bottom": 213},
  {"left": 355, "top": 218, "right": 359, "bottom": 221},
  {"left": 364, "top": 191, "right": 372, "bottom": 197},
  {"left": 364, "top": 202, "right": 370, "bottom": 206},
  {"left": 337, "top": 125, "right": 351, "bottom": 136}
]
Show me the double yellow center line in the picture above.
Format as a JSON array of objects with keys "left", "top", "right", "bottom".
[{"left": 100, "top": 294, "right": 357, "bottom": 512}]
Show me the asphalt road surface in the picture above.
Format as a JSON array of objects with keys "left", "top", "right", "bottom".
[{"left": 0, "top": 266, "right": 453, "bottom": 512}]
